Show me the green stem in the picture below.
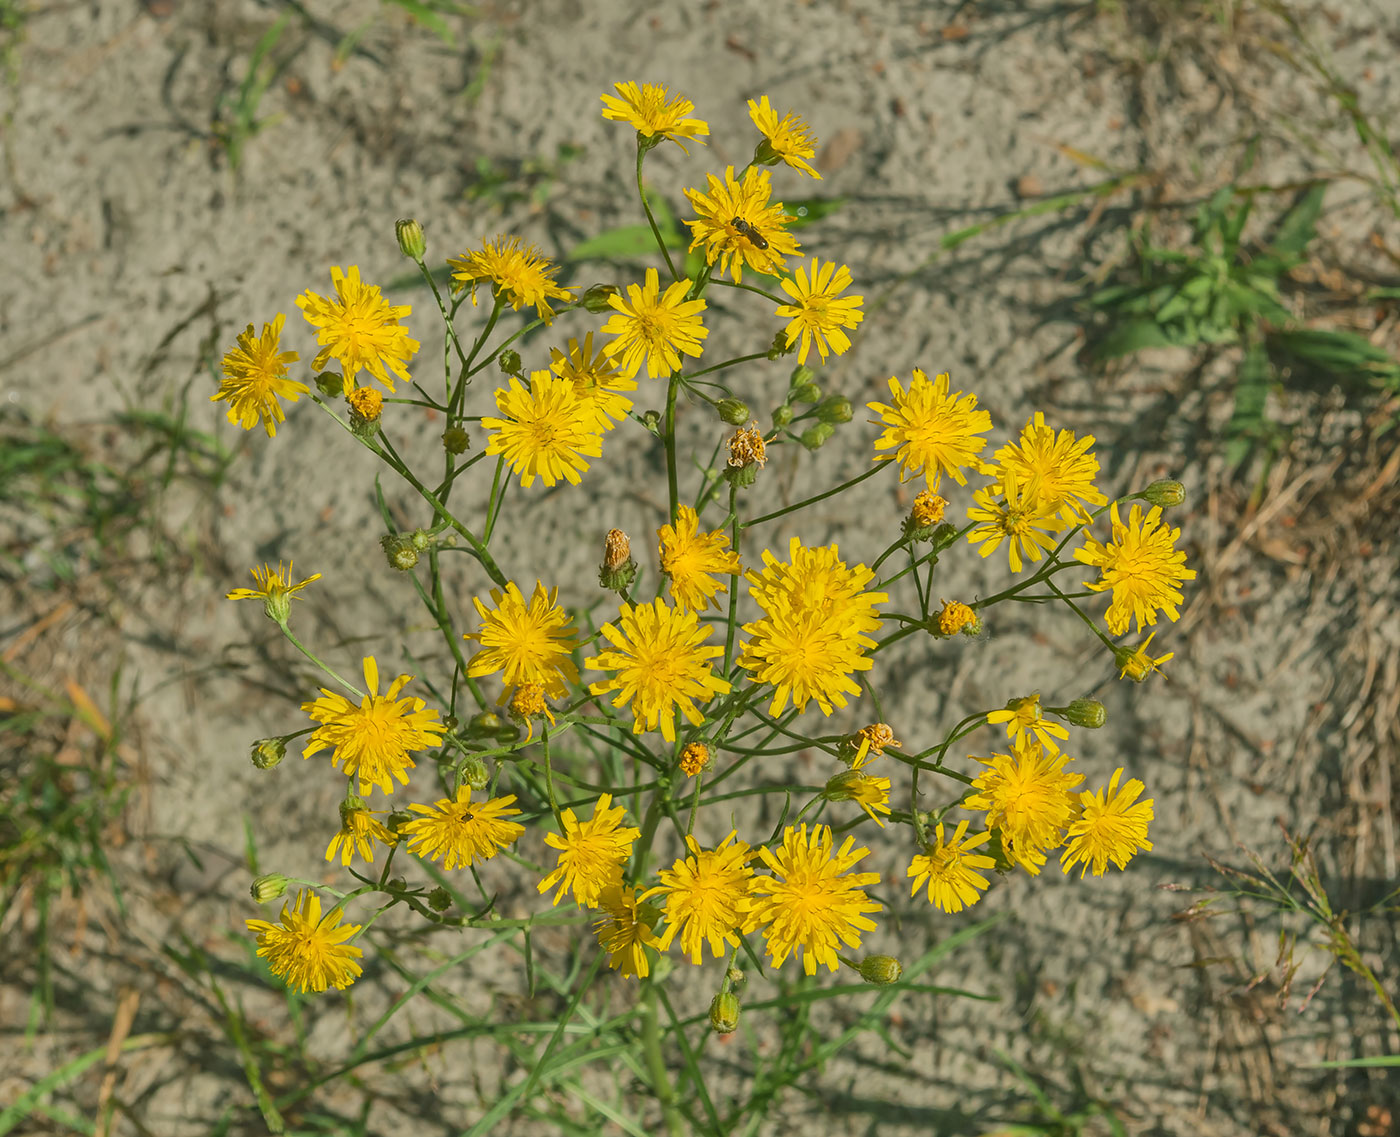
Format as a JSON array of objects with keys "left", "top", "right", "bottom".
[
  {"left": 741, "top": 461, "right": 886, "bottom": 529},
  {"left": 664, "top": 372, "right": 681, "bottom": 523},
  {"left": 641, "top": 983, "right": 685, "bottom": 1137},
  {"left": 279, "top": 625, "right": 362, "bottom": 697},
  {"left": 637, "top": 145, "right": 680, "bottom": 281}
]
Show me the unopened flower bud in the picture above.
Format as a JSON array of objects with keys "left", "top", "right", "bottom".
[
  {"left": 599, "top": 528, "right": 638, "bottom": 592},
  {"left": 498, "top": 349, "right": 522, "bottom": 376},
  {"left": 381, "top": 533, "right": 420, "bottom": 571},
  {"left": 725, "top": 967, "right": 747, "bottom": 995},
  {"left": 1142, "top": 479, "right": 1186, "bottom": 508},
  {"left": 386, "top": 809, "right": 413, "bottom": 833},
  {"left": 771, "top": 405, "right": 794, "bottom": 430},
  {"left": 791, "top": 382, "right": 822, "bottom": 405},
  {"left": 395, "top": 218, "right": 426, "bottom": 261},
  {"left": 679, "top": 742, "right": 711, "bottom": 777},
  {"left": 442, "top": 426, "right": 471, "bottom": 454},
  {"left": 767, "top": 330, "right": 796, "bottom": 359},
  {"left": 250, "top": 873, "right": 289, "bottom": 903},
  {"left": 717, "top": 398, "right": 750, "bottom": 426},
  {"left": 709, "top": 991, "right": 741, "bottom": 1035},
  {"left": 789, "top": 364, "right": 816, "bottom": 389},
  {"left": 857, "top": 955, "right": 903, "bottom": 985},
  {"left": 1063, "top": 697, "right": 1106, "bottom": 729},
  {"left": 250, "top": 737, "right": 287, "bottom": 770},
  {"left": 315, "top": 371, "right": 345, "bottom": 398},
  {"left": 641, "top": 410, "right": 661, "bottom": 435},
  {"left": 817, "top": 395, "right": 852, "bottom": 424},
  {"left": 582, "top": 284, "right": 620, "bottom": 313},
  {"left": 409, "top": 528, "right": 433, "bottom": 551},
  {"left": 468, "top": 711, "right": 505, "bottom": 737},
  {"left": 800, "top": 423, "right": 834, "bottom": 450},
  {"left": 427, "top": 886, "right": 452, "bottom": 911},
  {"left": 459, "top": 753, "right": 489, "bottom": 790}
]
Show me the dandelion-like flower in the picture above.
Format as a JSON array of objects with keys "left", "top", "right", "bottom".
[
  {"left": 646, "top": 832, "right": 757, "bottom": 964},
  {"left": 966, "top": 467, "right": 1064, "bottom": 573},
  {"left": 226, "top": 561, "right": 321, "bottom": 624},
  {"left": 302, "top": 657, "right": 446, "bottom": 795},
  {"left": 907, "top": 821, "right": 997, "bottom": 913},
  {"left": 822, "top": 771, "right": 893, "bottom": 827},
  {"left": 448, "top": 236, "right": 573, "bottom": 325},
  {"left": 748, "top": 824, "right": 882, "bottom": 975},
  {"left": 296, "top": 266, "right": 419, "bottom": 394},
  {"left": 401, "top": 786, "right": 525, "bottom": 870},
  {"left": 774, "top": 258, "right": 863, "bottom": 364},
  {"left": 748, "top": 95, "right": 821, "bottom": 178},
  {"left": 600, "top": 81, "right": 709, "bottom": 153},
  {"left": 1115, "top": 632, "right": 1174, "bottom": 682},
  {"left": 593, "top": 880, "right": 663, "bottom": 979},
  {"left": 1076, "top": 503, "right": 1196, "bottom": 635},
  {"left": 987, "top": 694, "right": 1070, "bottom": 756},
  {"left": 679, "top": 741, "right": 710, "bottom": 777},
  {"left": 868, "top": 368, "right": 993, "bottom": 488},
  {"left": 600, "top": 268, "right": 709, "bottom": 380},
  {"left": 992, "top": 413, "right": 1107, "bottom": 526},
  {"left": 936, "top": 599, "right": 978, "bottom": 636},
  {"left": 211, "top": 315, "right": 306, "bottom": 436},
  {"left": 684, "top": 166, "right": 799, "bottom": 282},
  {"left": 658, "top": 504, "right": 741, "bottom": 612},
  {"left": 549, "top": 333, "right": 636, "bottom": 431},
  {"left": 737, "top": 538, "right": 886, "bottom": 717},
  {"left": 246, "top": 890, "right": 363, "bottom": 994},
  {"left": 346, "top": 385, "right": 383, "bottom": 423},
  {"left": 911, "top": 489, "right": 947, "bottom": 528},
  {"left": 1060, "top": 768, "right": 1154, "bottom": 877},
  {"left": 465, "top": 581, "right": 580, "bottom": 702},
  {"left": 964, "top": 741, "right": 1083, "bottom": 875},
  {"left": 538, "top": 794, "right": 641, "bottom": 907},
  {"left": 586, "top": 598, "right": 731, "bottom": 742},
  {"left": 326, "top": 800, "right": 397, "bottom": 866},
  {"left": 482, "top": 370, "right": 604, "bottom": 488}
]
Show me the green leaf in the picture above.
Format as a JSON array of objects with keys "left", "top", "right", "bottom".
[
  {"left": 1269, "top": 183, "right": 1327, "bottom": 259},
  {"left": 1306, "top": 1054, "right": 1400, "bottom": 1068},
  {"left": 1226, "top": 339, "right": 1274, "bottom": 468},
  {"left": 1272, "top": 328, "right": 1398, "bottom": 370},
  {"left": 1094, "top": 318, "right": 1175, "bottom": 358},
  {"left": 567, "top": 223, "right": 684, "bottom": 261},
  {"left": 386, "top": 0, "right": 457, "bottom": 44}
]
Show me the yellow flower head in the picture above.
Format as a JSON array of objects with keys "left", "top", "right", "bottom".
[
  {"left": 246, "top": 890, "right": 363, "bottom": 994},
  {"left": 849, "top": 722, "right": 901, "bottom": 769},
  {"left": 600, "top": 268, "right": 709, "bottom": 380},
  {"left": 346, "top": 385, "right": 383, "bottom": 423},
  {"left": 936, "top": 599, "right": 979, "bottom": 637},
  {"left": 1060, "top": 768, "right": 1154, "bottom": 877},
  {"left": 747, "top": 95, "right": 821, "bottom": 178},
  {"left": 325, "top": 799, "right": 397, "bottom": 866},
  {"left": 447, "top": 235, "right": 573, "bottom": 325},
  {"left": 1075, "top": 502, "right": 1197, "bottom": 636},
  {"left": 966, "top": 467, "right": 1064, "bottom": 573},
  {"left": 868, "top": 368, "right": 993, "bottom": 488},
  {"left": 586, "top": 598, "right": 732, "bottom": 742},
  {"left": 1115, "top": 632, "right": 1174, "bottom": 682},
  {"left": 964, "top": 741, "right": 1084, "bottom": 875},
  {"left": 482, "top": 371, "right": 604, "bottom": 488},
  {"left": 538, "top": 794, "right": 641, "bottom": 907},
  {"left": 911, "top": 489, "right": 947, "bottom": 528},
  {"left": 549, "top": 333, "right": 636, "bottom": 431},
  {"left": 737, "top": 538, "right": 886, "bottom": 717},
  {"left": 992, "top": 412, "right": 1107, "bottom": 526},
  {"left": 987, "top": 693, "right": 1071, "bottom": 756},
  {"left": 907, "top": 820, "right": 997, "bottom": 913},
  {"left": 296, "top": 266, "right": 419, "bottom": 394},
  {"left": 211, "top": 314, "right": 306, "bottom": 436},
  {"left": 401, "top": 786, "right": 525, "bottom": 870},
  {"left": 775, "top": 258, "right": 864, "bottom": 364},
  {"left": 822, "top": 770, "right": 893, "bottom": 827},
  {"left": 646, "top": 831, "right": 757, "bottom": 964},
  {"left": 749, "top": 824, "right": 882, "bottom": 975},
  {"left": 302, "top": 657, "right": 447, "bottom": 796},
  {"left": 679, "top": 741, "right": 711, "bottom": 777},
  {"left": 593, "top": 880, "right": 663, "bottom": 979},
  {"left": 465, "top": 581, "right": 580, "bottom": 702},
  {"left": 508, "top": 682, "right": 555, "bottom": 740},
  {"left": 683, "top": 166, "right": 799, "bottom": 283},
  {"left": 600, "top": 81, "right": 709, "bottom": 153},
  {"left": 226, "top": 561, "right": 321, "bottom": 624},
  {"left": 658, "top": 504, "right": 742, "bottom": 613}
]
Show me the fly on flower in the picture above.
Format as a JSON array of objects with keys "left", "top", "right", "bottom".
[{"left": 731, "top": 216, "right": 770, "bottom": 250}]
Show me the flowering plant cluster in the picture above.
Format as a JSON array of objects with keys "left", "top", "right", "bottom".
[{"left": 222, "top": 84, "right": 1193, "bottom": 1031}]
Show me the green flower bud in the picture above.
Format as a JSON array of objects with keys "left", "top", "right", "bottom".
[
  {"left": 395, "top": 218, "right": 426, "bottom": 261},
  {"left": 725, "top": 967, "right": 747, "bottom": 995},
  {"left": 857, "top": 955, "right": 903, "bottom": 985},
  {"left": 498, "top": 349, "right": 522, "bottom": 376},
  {"left": 250, "top": 737, "right": 286, "bottom": 770},
  {"left": 386, "top": 810, "right": 413, "bottom": 834},
  {"left": 767, "top": 330, "right": 796, "bottom": 360},
  {"left": 800, "top": 423, "right": 834, "bottom": 450},
  {"left": 442, "top": 426, "right": 471, "bottom": 454},
  {"left": 817, "top": 395, "right": 852, "bottom": 424},
  {"left": 582, "top": 284, "right": 620, "bottom": 313},
  {"left": 427, "top": 887, "right": 453, "bottom": 912},
  {"left": 459, "top": 753, "right": 490, "bottom": 791},
  {"left": 314, "top": 371, "right": 345, "bottom": 398},
  {"left": 717, "top": 398, "right": 750, "bottom": 426},
  {"left": 709, "top": 991, "right": 741, "bottom": 1035},
  {"left": 791, "top": 382, "right": 822, "bottom": 405},
  {"left": 771, "top": 404, "right": 794, "bottom": 428},
  {"left": 381, "top": 533, "right": 420, "bottom": 572},
  {"left": 1142, "top": 479, "right": 1186, "bottom": 508},
  {"left": 469, "top": 711, "right": 505, "bottom": 736},
  {"left": 727, "top": 462, "right": 760, "bottom": 488},
  {"left": 789, "top": 364, "right": 816, "bottom": 388},
  {"left": 640, "top": 410, "right": 662, "bottom": 435},
  {"left": 753, "top": 139, "right": 781, "bottom": 167},
  {"left": 250, "top": 873, "right": 289, "bottom": 903},
  {"left": 338, "top": 794, "right": 367, "bottom": 826},
  {"left": 1063, "top": 697, "right": 1106, "bottom": 729}
]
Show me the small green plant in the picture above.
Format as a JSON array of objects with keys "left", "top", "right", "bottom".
[
  {"left": 212, "top": 13, "right": 293, "bottom": 171},
  {"left": 1085, "top": 183, "right": 1400, "bottom": 466},
  {"left": 978, "top": 1049, "right": 1128, "bottom": 1137}
]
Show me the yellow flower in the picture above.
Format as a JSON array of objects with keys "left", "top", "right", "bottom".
[
  {"left": 325, "top": 799, "right": 397, "bottom": 866},
  {"left": 987, "top": 694, "right": 1070, "bottom": 756},
  {"left": 658, "top": 505, "right": 741, "bottom": 613},
  {"left": 482, "top": 371, "right": 603, "bottom": 489},
  {"left": 774, "top": 258, "right": 863, "bottom": 364},
  {"left": 737, "top": 538, "right": 886, "bottom": 717},
  {"left": 907, "top": 821, "right": 997, "bottom": 913},
  {"left": 1060, "top": 768, "right": 1154, "bottom": 877},
  {"left": 684, "top": 166, "right": 799, "bottom": 283},
  {"left": 935, "top": 599, "right": 978, "bottom": 637},
  {"left": 447, "top": 235, "right": 573, "bottom": 324},
  {"left": 246, "top": 890, "right": 363, "bottom": 994},
  {"left": 600, "top": 268, "right": 709, "bottom": 380},
  {"left": 549, "top": 333, "right": 636, "bottom": 431},
  {"left": 211, "top": 315, "right": 306, "bottom": 436},
  {"left": 991, "top": 412, "right": 1107, "bottom": 526},
  {"left": 346, "top": 385, "right": 382, "bottom": 423},
  {"left": 465, "top": 581, "right": 580, "bottom": 702},
  {"left": 868, "top": 368, "right": 993, "bottom": 488},
  {"left": 593, "top": 880, "right": 663, "bottom": 979},
  {"left": 508, "top": 682, "right": 555, "bottom": 740},
  {"left": 679, "top": 741, "right": 710, "bottom": 777},
  {"left": 747, "top": 95, "right": 821, "bottom": 178},
  {"left": 226, "top": 561, "right": 320, "bottom": 624},
  {"left": 296, "top": 266, "right": 419, "bottom": 394},
  {"left": 849, "top": 722, "right": 901, "bottom": 769},
  {"left": 1115, "top": 632, "right": 1174, "bottom": 682},
  {"left": 538, "top": 794, "right": 640, "bottom": 907},
  {"left": 401, "top": 786, "right": 525, "bottom": 870},
  {"left": 748, "top": 824, "right": 882, "bottom": 975},
  {"left": 966, "top": 467, "right": 1064, "bottom": 573},
  {"left": 600, "top": 81, "right": 709, "bottom": 153},
  {"left": 646, "top": 831, "right": 757, "bottom": 964},
  {"left": 911, "top": 489, "right": 946, "bottom": 528},
  {"left": 1076, "top": 503, "right": 1197, "bottom": 636},
  {"left": 822, "top": 770, "right": 893, "bottom": 827},
  {"left": 302, "top": 657, "right": 447, "bottom": 796},
  {"left": 964, "top": 741, "right": 1084, "bottom": 875},
  {"left": 586, "top": 598, "right": 731, "bottom": 742}
]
